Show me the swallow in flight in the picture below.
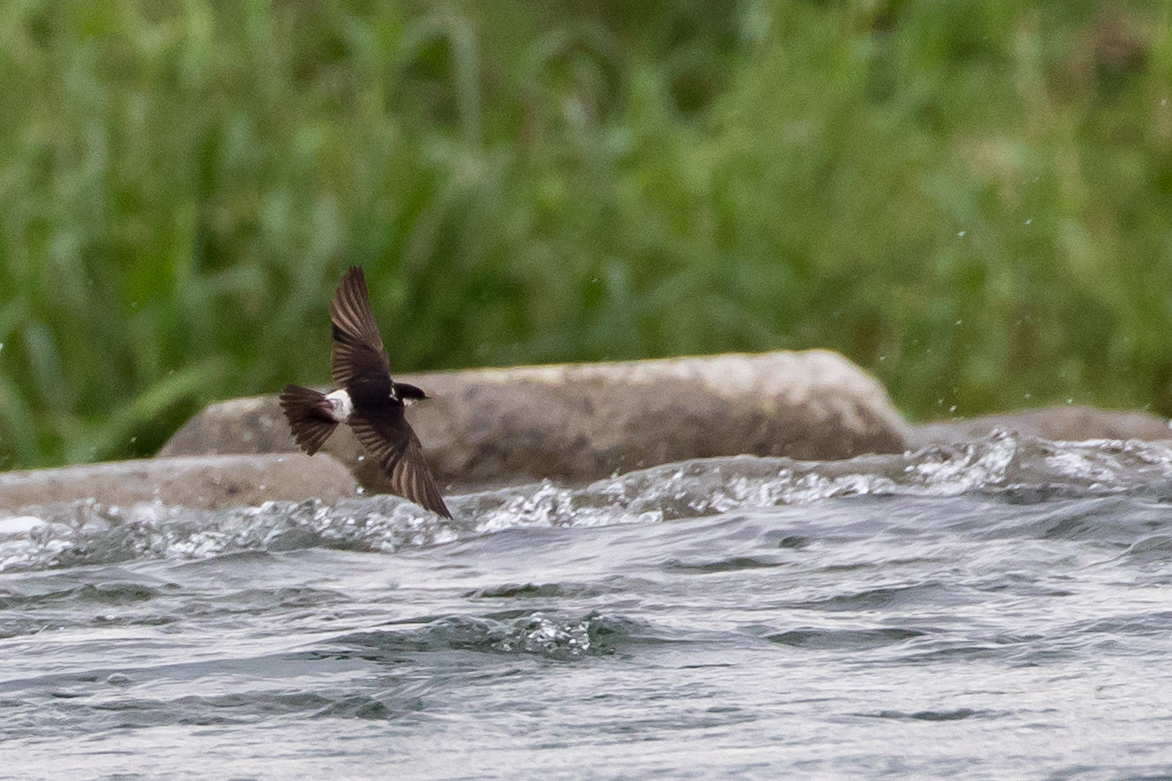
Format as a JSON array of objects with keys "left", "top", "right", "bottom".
[{"left": 279, "top": 267, "right": 451, "bottom": 518}]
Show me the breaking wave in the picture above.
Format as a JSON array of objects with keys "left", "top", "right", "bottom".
[{"left": 3, "top": 431, "right": 1172, "bottom": 573}]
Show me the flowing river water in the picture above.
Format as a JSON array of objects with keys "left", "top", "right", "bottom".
[{"left": 3, "top": 431, "right": 1172, "bottom": 779}]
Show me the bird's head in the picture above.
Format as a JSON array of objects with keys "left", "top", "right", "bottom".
[{"left": 392, "top": 382, "right": 429, "bottom": 406}]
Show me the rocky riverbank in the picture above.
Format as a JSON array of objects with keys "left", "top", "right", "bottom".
[{"left": 2, "top": 350, "right": 1168, "bottom": 512}]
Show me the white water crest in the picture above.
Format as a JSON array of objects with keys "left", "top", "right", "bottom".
[{"left": 4, "top": 431, "right": 1172, "bottom": 573}]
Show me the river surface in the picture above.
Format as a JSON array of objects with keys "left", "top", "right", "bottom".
[{"left": 3, "top": 431, "right": 1172, "bottom": 780}]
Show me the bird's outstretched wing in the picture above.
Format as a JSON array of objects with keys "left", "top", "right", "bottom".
[
  {"left": 350, "top": 414, "right": 452, "bottom": 518},
  {"left": 330, "top": 266, "right": 392, "bottom": 398}
]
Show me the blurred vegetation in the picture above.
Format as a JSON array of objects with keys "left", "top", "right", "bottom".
[{"left": 0, "top": 0, "right": 1170, "bottom": 469}]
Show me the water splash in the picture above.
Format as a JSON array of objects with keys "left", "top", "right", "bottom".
[
  {"left": 464, "top": 431, "right": 1172, "bottom": 530},
  {"left": 4, "top": 432, "right": 1172, "bottom": 572}
]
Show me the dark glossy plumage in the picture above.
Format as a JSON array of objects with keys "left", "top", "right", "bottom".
[{"left": 281, "top": 267, "right": 451, "bottom": 518}]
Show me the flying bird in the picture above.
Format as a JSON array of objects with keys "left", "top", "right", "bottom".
[{"left": 279, "top": 267, "right": 451, "bottom": 518}]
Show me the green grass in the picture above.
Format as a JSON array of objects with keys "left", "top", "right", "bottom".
[{"left": 0, "top": 0, "right": 1170, "bottom": 469}]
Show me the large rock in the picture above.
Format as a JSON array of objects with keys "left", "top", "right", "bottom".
[
  {"left": 909, "top": 405, "right": 1172, "bottom": 448},
  {"left": 160, "top": 350, "right": 910, "bottom": 490},
  {"left": 0, "top": 453, "right": 357, "bottom": 513}
]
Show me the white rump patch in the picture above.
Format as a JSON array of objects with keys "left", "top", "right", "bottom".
[{"left": 325, "top": 389, "right": 354, "bottom": 423}]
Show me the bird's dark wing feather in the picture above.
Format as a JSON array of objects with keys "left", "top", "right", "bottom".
[
  {"left": 279, "top": 384, "right": 338, "bottom": 456},
  {"left": 350, "top": 415, "right": 451, "bottom": 518},
  {"left": 330, "top": 267, "right": 392, "bottom": 396}
]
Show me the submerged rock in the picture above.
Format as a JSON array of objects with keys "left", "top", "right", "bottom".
[
  {"left": 0, "top": 453, "right": 357, "bottom": 513},
  {"left": 160, "top": 350, "right": 910, "bottom": 491},
  {"left": 908, "top": 406, "right": 1172, "bottom": 448}
]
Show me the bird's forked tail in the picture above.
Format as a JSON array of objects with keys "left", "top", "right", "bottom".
[{"left": 279, "top": 384, "right": 339, "bottom": 456}]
